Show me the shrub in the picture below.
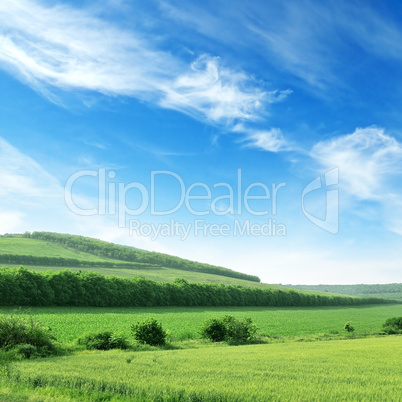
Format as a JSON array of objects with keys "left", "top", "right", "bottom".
[
  {"left": 0, "top": 314, "right": 56, "bottom": 353},
  {"left": 344, "top": 322, "right": 355, "bottom": 333},
  {"left": 200, "top": 316, "right": 257, "bottom": 344},
  {"left": 200, "top": 318, "right": 227, "bottom": 342},
  {"left": 15, "top": 343, "right": 38, "bottom": 359},
  {"left": 131, "top": 318, "right": 167, "bottom": 346},
  {"left": 224, "top": 316, "right": 257, "bottom": 344},
  {"left": 77, "top": 331, "right": 129, "bottom": 350},
  {"left": 382, "top": 317, "right": 402, "bottom": 334}
]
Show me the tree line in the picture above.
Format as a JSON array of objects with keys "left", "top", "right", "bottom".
[
  {"left": 0, "top": 267, "right": 394, "bottom": 308},
  {"left": 18, "top": 232, "right": 261, "bottom": 282}
]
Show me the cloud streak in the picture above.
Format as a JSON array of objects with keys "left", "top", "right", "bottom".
[
  {"left": 0, "top": 137, "right": 62, "bottom": 201},
  {"left": 310, "top": 126, "right": 402, "bottom": 235},
  {"left": 0, "top": 0, "right": 289, "bottom": 143},
  {"left": 161, "top": 0, "right": 402, "bottom": 91},
  {"left": 311, "top": 127, "right": 402, "bottom": 200}
]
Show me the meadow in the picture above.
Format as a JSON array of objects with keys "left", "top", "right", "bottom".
[
  {"left": 6, "top": 336, "right": 402, "bottom": 401},
  {"left": 1, "top": 304, "right": 400, "bottom": 343},
  {"left": 1, "top": 234, "right": 401, "bottom": 400},
  {"left": 0, "top": 238, "right": 118, "bottom": 263}
]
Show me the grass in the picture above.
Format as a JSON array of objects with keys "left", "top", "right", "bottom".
[
  {"left": 1, "top": 304, "right": 400, "bottom": 343},
  {"left": 0, "top": 238, "right": 120, "bottom": 263},
  {"left": 7, "top": 336, "right": 402, "bottom": 401},
  {"left": 287, "top": 284, "right": 402, "bottom": 301}
]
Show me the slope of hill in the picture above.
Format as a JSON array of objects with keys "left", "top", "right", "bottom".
[
  {"left": 0, "top": 232, "right": 260, "bottom": 282},
  {"left": 284, "top": 284, "right": 402, "bottom": 301}
]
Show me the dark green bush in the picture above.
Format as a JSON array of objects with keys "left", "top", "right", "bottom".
[
  {"left": 224, "top": 316, "right": 257, "bottom": 344},
  {"left": 15, "top": 343, "right": 38, "bottom": 359},
  {"left": 382, "top": 317, "right": 402, "bottom": 334},
  {"left": 200, "top": 318, "right": 227, "bottom": 342},
  {"left": 131, "top": 318, "right": 167, "bottom": 346},
  {"left": 200, "top": 316, "right": 257, "bottom": 344},
  {"left": 0, "top": 314, "right": 56, "bottom": 353},
  {"left": 344, "top": 322, "right": 355, "bottom": 333},
  {"left": 77, "top": 331, "right": 129, "bottom": 350}
]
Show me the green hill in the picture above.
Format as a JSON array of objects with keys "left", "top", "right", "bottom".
[
  {"left": 284, "top": 284, "right": 402, "bottom": 301},
  {"left": 0, "top": 232, "right": 265, "bottom": 286}
]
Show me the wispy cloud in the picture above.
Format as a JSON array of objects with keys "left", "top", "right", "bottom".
[
  {"left": 0, "top": 0, "right": 288, "bottom": 141},
  {"left": 310, "top": 126, "right": 402, "bottom": 235},
  {"left": 233, "top": 124, "right": 289, "bottom": 152},
  {"left": 160, "top": 55, "right": 268, "bottom": 124},
  {"left": 0, "top": 137, "right": 62, "bottom": 201},
  {"left": 311, "top": 127, "right": 402, "bottom": 200},
  {"left": 161, "top": 0, "right": 402, "bottom": 91}
]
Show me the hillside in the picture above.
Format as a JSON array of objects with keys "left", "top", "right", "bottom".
[
  {"left": 0, "top": 232, "right": 259, "bottom": 282},
  {"left": 0, "top": 232, "right": 397, "bottom": 308},
  {"left": 284, "top": 284, "right": 402, "bottom": 301},
  {"left": 0, "top": 233, "right": 326, "bottom": 292}
]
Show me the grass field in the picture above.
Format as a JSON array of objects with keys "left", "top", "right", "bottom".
[
  {"left": 286, "top": 284, "right": 402, "bottom": 301},
  {"left": 6, "top": 336, "right": 402, "bottom": 401},
  {"left": 0, "top": 238, "right": 120, "bottom": 263},
  {"left": 1, "top": 304, "right": 400, "bottom": 343}
]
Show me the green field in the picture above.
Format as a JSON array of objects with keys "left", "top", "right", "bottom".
[
  {"left": 0, "top": 238, "right": 119, "bottom": 263},
  {"left": 286, "top": 283, "right": 402, "bottom": 301},
  {"left": 6, "top": 336, "right": 402, "bottom": 401},
  {"left": 1, "top": 304, "right": 400, "bottom": 343},
  {"left": 1, "top": 233, "right": 401, "bottom": 400}
]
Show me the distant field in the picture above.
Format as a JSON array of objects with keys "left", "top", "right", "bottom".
[
  {"left": 287, "top": 283, "right": 402, "bottom": 301},
  {"left": 0, "top": 238, "right": 120, "bottom": 263},
  {"left": 7, "top": 336, "right": 402, "bottom": 401},
  {"left": 1, "top": 304, "right": 400, "bottom": 342}
]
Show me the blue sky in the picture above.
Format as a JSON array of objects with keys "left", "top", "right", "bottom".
[{"left": 1, "top": 0, "right": 402, "bottom": 284}]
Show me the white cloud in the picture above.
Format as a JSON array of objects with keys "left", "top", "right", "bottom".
[
  {"left": 234, "top": 125, "right": 289, "bottom": 153},
  {"left": 162, "top": 0, "right": 402, "bottom": 91},
  {"left": 311, "top": 127, "right": 402, "bottom": 200},
  {"left": 0, "top": 0, "right": 286, "bottom": 132},
  {"left": 246, "top": 129, "right": 288, "bottom": 153},
  {"left": 310, "top": 126, "right": 402, "bottom": 236},
  {"left": 159, "top": 55, "right": 267, "bottom": 124}
]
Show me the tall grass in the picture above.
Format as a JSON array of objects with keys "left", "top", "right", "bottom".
[{"left": 8, "top": 337, "right": 402, "bottom": 400}]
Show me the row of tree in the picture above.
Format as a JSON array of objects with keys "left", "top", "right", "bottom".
[
  {"left": 0, "top": 254, "right": 157, "bottom": 270},
  {"left": 0, "top": 267, "right": 394, "bottom": 308},
  {"left": 16, "top": 232, "right": 261, "bottom": 282}
]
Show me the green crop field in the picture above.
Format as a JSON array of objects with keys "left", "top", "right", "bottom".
[
  {"left": 1, "top": 233, "right": 400, "bottom": 401},
  {"left": 1, "top": 304, "right": 400, "bottom": 343},
  {"left": 6, "top": 336, "right": 402, "bottom": 401},
  {"left": 0, "top": 238, "right": 119, "bottom": 263},
  {"left": 286, "top": 283, "right": 402, "bottom": 301}
]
